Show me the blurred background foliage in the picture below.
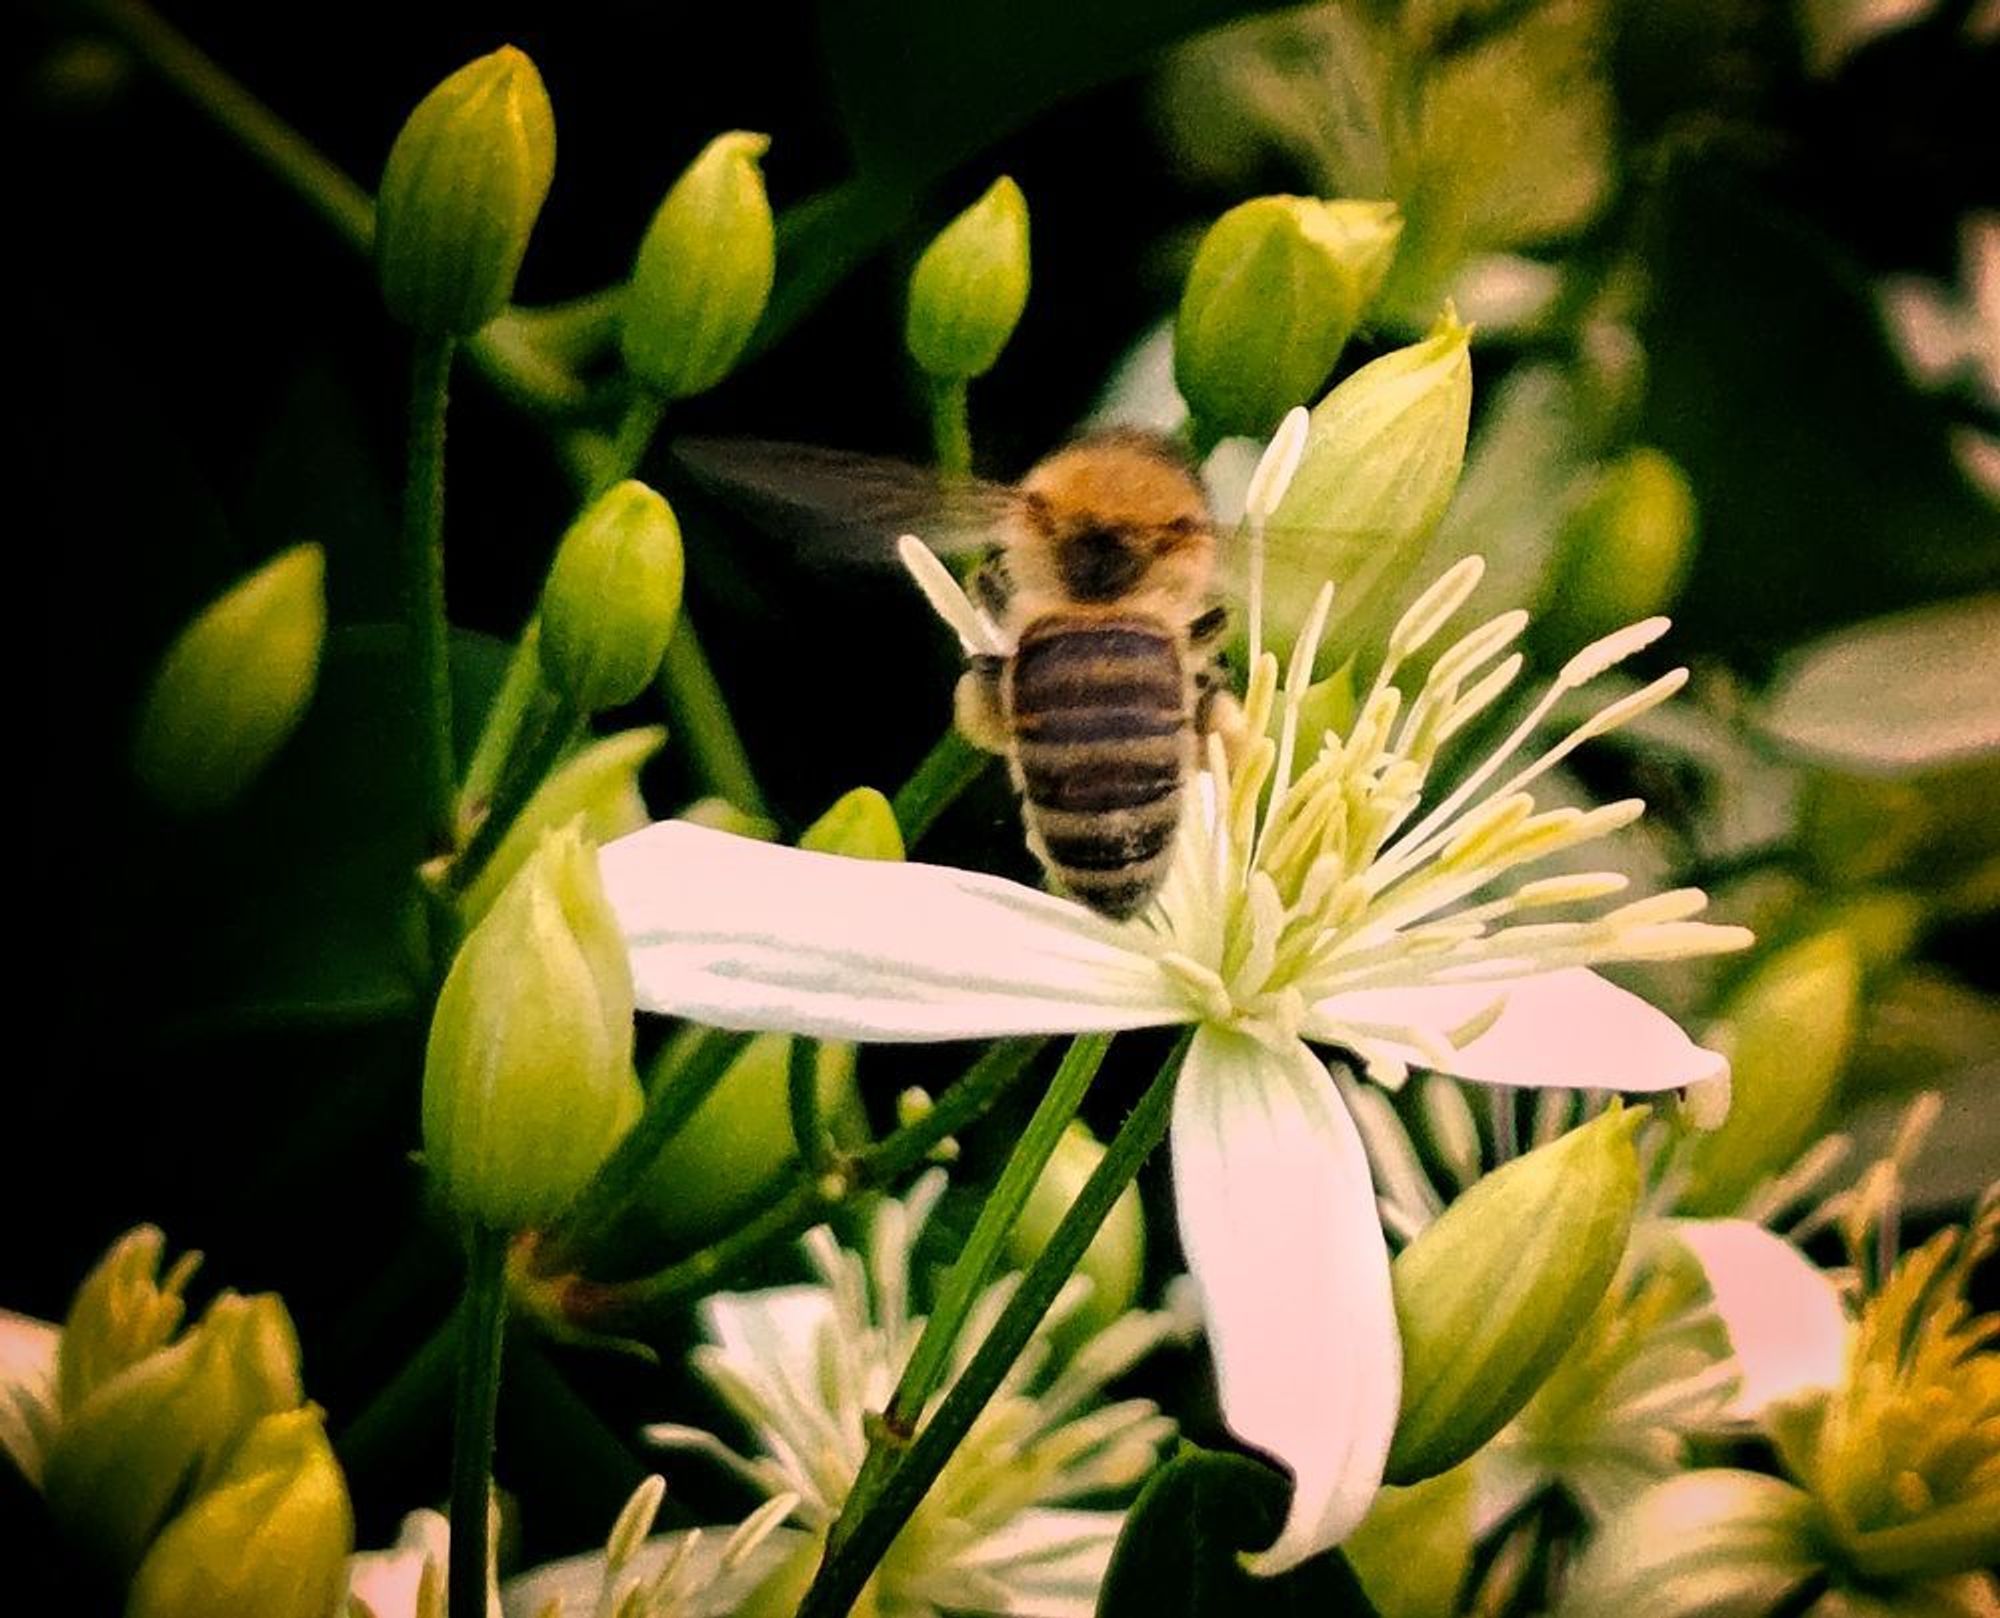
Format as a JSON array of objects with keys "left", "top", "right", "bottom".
[{"left": 16, "top": 0, "right": 1997, "bottom": 1585}]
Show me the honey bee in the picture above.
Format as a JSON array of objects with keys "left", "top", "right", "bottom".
[{"left": 676, "top": 430, "right": 1238, "bottom": 919}]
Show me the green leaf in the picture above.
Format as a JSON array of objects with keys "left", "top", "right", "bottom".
[
  {"left": 819, "top": 0, "right": 1285, "bottom": 185},
  {"left": 1758, "top": 595, "right": 2000, "bottom": 775},
  {"left": 1636, "top": 168, "right": 1999, "bottom": 656},
  {"left": 1097, "top": 1445, "right": 1382, "bottom": 1616},
  {"left": 137, "top": 626, "right": 512, "bottom": 1034}
]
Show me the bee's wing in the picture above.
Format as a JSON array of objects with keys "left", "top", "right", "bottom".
[{"left": 672, "top": 437, "right": 1018, "bottom": 566}]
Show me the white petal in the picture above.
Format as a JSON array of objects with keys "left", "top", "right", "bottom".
[
  {"left": 955, "top": 1507, "right": 1122, "bottom": 1617},
  {"left": 1170, "top": 1028, "right": 1399, "bottom": 1575},
  {"left": 1670, "top": 1219, "right": 1850, "bottom": 1418},
  {"left": 601, "top": 821, "right": 1184, "bottom": 1040},
  {"left": 1311, "top": 968, "right": 1726, "bottom": 1091},
  {"left": 0, "top": 1309, "right": 60, "bottom": 1489}
]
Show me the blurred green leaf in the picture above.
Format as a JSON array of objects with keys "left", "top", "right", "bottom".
[
  {"left": 1758, "top": 595, "right": 2000, "bottom": 775},
  {"left": 819, "top": 0, "right": 1286, "bottom": 185},
  {"left": 141, "top": 626, "right": 512, "bottom": 1035},
  {"left": 1097, "top": 1445, "right": 1382, "bottom": 1615},
  {"left": 1637, "top": 169, "right": 1999, "bottom": 657}
]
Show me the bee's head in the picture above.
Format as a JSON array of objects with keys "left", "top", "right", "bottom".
[{"left": 1013, "top": 431, "right": 1214, "bottom": 611}]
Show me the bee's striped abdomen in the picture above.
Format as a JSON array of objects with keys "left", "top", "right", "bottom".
[{"left": 1006, "top": 614, "right": 1190, "bottom": 919}]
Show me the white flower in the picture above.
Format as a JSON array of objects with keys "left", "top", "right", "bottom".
[
  {"left": 599, "top": 411, "right": 1751, "bottom": 1574},
  {"left": 346, "top": 1482, "right": 803, "bottom": 1618},
  {"left": 643, "top": 1171, "right": 1191, "bottom": 1617}
]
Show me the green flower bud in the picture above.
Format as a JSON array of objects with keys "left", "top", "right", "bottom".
[
  {"left": 633, "top": 1031, "right": 862, "bottom": 1249},
  {"left": 1537, "top": 448, "right": 1697, "bottom": 655},
  {"left": 796, "top": 786, "right": 905, "bottom": 862},
  {"left": 621, "top": 132, "right": 775, "bottom": 400},
  {"left": 1555, "top": 1470, "right": 1822, "bottom": 1618},
  {"left": 131, "top": 545, "right": 326, "bottom": 815},
  {"left": 1681, "top": 930, "right": 1862, "bottom": 1216},
  {"left": 422, "top": 822, "right": 643, "bottom": 1228},
  {"left": 1267, "top": 306, "right": 1474, "bottom": 672},
  {"left": 58, "top": 1227, "right": 200, "bottom": 1417},
  {"left": 127, "top": 1407, "right": 353, "bottom": 1618},
  {"left": 1344, "top": 1463, "right": 1475, "bottom": 1618},
  {"left": 375, "top": 46, "right": 556, "bottom": 336},
  {"left": 905, "top": 177, "right": 1031, "bottom": 382},
  {"left": 460, "top": 726, "right": 666, "bottom": 924},
  {"left": 1003, "top": 1120, "right": 1145, "bottom": 1343},
  {"left": 538, "top": 480, "right": 684, "bottom": 713},
  {"left": 1176, "top": 196, "right": 1402, "bottom": 442},
  {"left": 1387, "top": 1104, "right": 1645, "bottom": 1483},
  {"left": 678, "top": 796, "right": 781, "bottom": 841},
  {"left": 46, "top": 1292, "right": 302, "bottom": 1574}
]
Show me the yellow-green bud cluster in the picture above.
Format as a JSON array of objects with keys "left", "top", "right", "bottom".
[
  {"left": 422, "top": 822, "right": 643, "bottom": 1229},
  {"left": 906, "top": 177, "right": 1032, "bottom": 382},
  {"left": 375, "top": 46, "right": 556, "bottom": 336},
  {"left": 131, "top": 545, "right": 326, "bottom": 815},
  {"left": 1176, "top": 195, "right": 1402, "bottom": 442},
  {"left": 36, "top": 1229, "right": 352, "bottom": 1616},
  {"left": 622, "top": 133, "right": 775, "bottom": 400},
  {"left": 538, "top": 480, "right": 684, "bottom": 714}
]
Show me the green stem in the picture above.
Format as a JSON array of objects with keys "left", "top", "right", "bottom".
[
  {"left": 929, "top": 377, "right": 972, "bottom": 475},
  {"left": 787, "top": 1038, "right": 830, "bottom": 1176},
  {"left": 659, "top": 616, "right": 769, "bottom": 819},
  {"left": 76, "top": 0, "right": 375, "bottom": 252},
  {"left": 833, "top": 1033, "right": 1110, "bottom": 1550},
  {"left": 550, "top": 1027, "right": 757, "bottom": 1267},
  {"left": 800, "top": 1030, "right": 1190, "bottom": 1616},
  {"left": 582, "top": 1038, "right": 1045, "bottom": 1323},
  {"left": 445, "top": 699, "right": 579, "bottom": 897},
  {"left": 602, "top": 390, "right": 667, "bottom": 494},
  {"left": 458, "top": 623, "right": 553, "bottom": 824},
  {"left": 447, "top": 1225, "right": 509, "bottom": 1618},
  {"left": 402, "top": 331, "right": 458, "bottom": 858},
  {"left": 891, "top": 725, "right": 992, "bottom": 847}
]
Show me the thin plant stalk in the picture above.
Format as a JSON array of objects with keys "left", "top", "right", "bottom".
[
  {"left": 403, "top": 332, "right": 458, "bottom": 859},
  {"left": 800, "top": 1029, "right": 1191, "bottom": 1615},
  {"left": 447, "top": 1224, "right": 509, "bottom": 1618}
]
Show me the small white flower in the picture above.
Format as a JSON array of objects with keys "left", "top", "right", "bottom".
[
  {"left": 600, "top": 411, "right": 1750, "bottom": 1573},
  {"left": 347, "top": 1482, "right": 802, "bottom": 1618},
  {"left": 643, "top": 1171, "right": 1191, "bottom": 1617}
]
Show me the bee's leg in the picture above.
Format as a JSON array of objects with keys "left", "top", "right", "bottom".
[
  {"left": 970, "top": 550, "right": 1014, "bottom": 620},
  {"left": 1193, "top": 655, "right": 1250, "bottom": 765},
  {"left": 1188, "top": 604, "right": 1228, "bottom": 653},
  {"left": 954, "top": 654, "right": 1010, "bottom": 754}
]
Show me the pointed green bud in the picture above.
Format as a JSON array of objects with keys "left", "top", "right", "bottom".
[
  {"left": 633, "top": 1031, "right": 862, "bottom": 1248},
  {"left": 460, "top": 726, "right": 666, "bottom": 924},
  {"left": 1345, "top": 1463, "right": 1475, "bottom": 1618},
  {"left": 422, "top": 822, "right": 642, "bottom": 1228},
  {"left": 58, "top": 1227, "right": 200, "bottom": 1417},
  {"left": 1004, "top": 1120, "right": 1145, "bottom": 1342},
  {"left": 375, "top": 46, "right": 556, "bottom": 335},
  {"left": 538, "top": 481, "right": 684, "bottom": 713},
  {"left": 45, "top": 1292, "right": 302, "bottom": 1574},
  {"left": 126, "top": 1407, "right": 353, "bottom": 1618},
  {"left": 1267, "top": 306, "right": 1474, "bottom": 672},
  {"left": 905, "top": 176, "right": 1031, "bottom": 382},
  {"left": 797, "top": 786, "right": 904, "bottom": 861},
  {"left": 1177, "top": 196, "right": 1402, "bottom": 443},
  {"left": 132, "top": 545, "right": 326, "bottom": 815},
  {"left": 1681, "top": 930, "right": 1862, "bottom": 1216},
  {"left": 1537, "top": 448, "right": 1697, "bottom": 655},
  {"left": 622, "top": 132, "right": 775, "bottom": 400},
  {"left": 1387, "top": 1104, "right": 1646, "bottom": 1483},
  {"left": 1555, "top": 1470, "right": 1823, "bottom": 1618}
]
